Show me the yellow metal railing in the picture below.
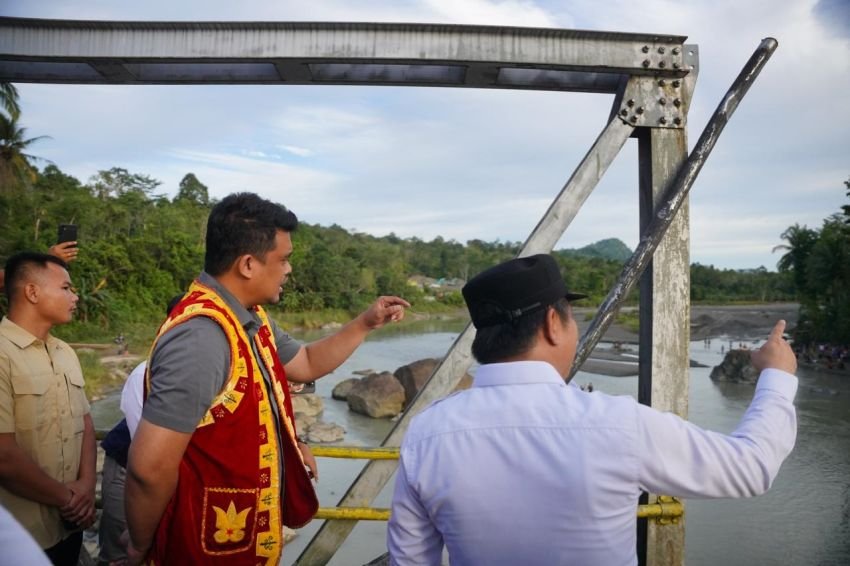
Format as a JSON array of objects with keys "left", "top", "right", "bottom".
[
  {"left": 95, "top": 433, "right": 683, "bottom": 524},
  {"left": 310, "top": 445, "right": 399, "bottom": 460},
  {"left": 310, "top": 445, "right": 683, "bottom": 524},
  {"left": 313, "top": 498, "right": 684, "bottom": 522}
]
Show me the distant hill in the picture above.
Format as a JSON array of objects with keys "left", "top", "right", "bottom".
[{"left": 558, "top": 238, "right": 633, "bottom": 262}]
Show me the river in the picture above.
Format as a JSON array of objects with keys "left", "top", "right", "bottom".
[{"left": 89, "top": 318, "right": 850, "bottom": 565}]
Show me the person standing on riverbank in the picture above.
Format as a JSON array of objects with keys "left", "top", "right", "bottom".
[
  {"left": 125, "top": 192, "right": 409, "bottom": 565},
  {"left": 388, "top": 254, "right": 798, "bottom": 566},
  {"left": 0, "top": 252, "right": 97, "bottom": 566}
]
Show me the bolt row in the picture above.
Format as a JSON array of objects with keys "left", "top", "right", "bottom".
[
  {"left": 642, "top": 46, "right": 682, "bottom": 55},
  {"left": 640, "top": 45, "right": 683, "bottom": 70}
]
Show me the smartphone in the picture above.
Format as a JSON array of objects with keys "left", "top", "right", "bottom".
[{"left": 57, "top": 224, "right": 78, "bottom": 246}]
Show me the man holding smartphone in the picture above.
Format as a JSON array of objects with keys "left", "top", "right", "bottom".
[{"left": 52, "top": 225, "right": 78, "bottom": 266}]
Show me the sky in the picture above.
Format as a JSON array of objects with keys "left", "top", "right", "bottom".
[{"left": 2, "top": 0, "right": 849, "bottom": 270}]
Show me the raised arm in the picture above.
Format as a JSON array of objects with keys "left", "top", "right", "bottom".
[
  {"left": 638, "top": 320, "right": 798, "bottom": 498},
  {"left": 48, "top": 242, "right": 78, "bottom": 264},
  {"left": 285, "top": 295, "right": 409, "bottom": 382}
]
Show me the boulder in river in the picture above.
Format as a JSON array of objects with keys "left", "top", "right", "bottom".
[
  {"left": 394, "top": 358, "right": 472, "bottom": 407},
  {"left": 291, "top": 393, "right": 323, "bottom": 418},
  {"left": 332, "top": 377, "right": 359, "bottom": 400},
  {"left": 347, "top": 372, "right": 405, "bottom": 418},
  {"left": 710, "top": 349, "right": 759, "bottom": 383},
  {"left": 304, "top": 421, "right": 346, "bottom": 443}
]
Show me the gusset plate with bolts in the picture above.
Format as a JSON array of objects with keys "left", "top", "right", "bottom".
[
  {"left": 616, "top": 44, "right": 698, "bottom": 129},
  {"left": 636, "top": 42, "right": 690, "bottom": 73},
  {"left": 617, "top": 76, "right": 687, "bottom": 129}
]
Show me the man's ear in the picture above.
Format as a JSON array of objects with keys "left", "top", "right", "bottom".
[
  {"left": 234, "top": 255, "right": 254, "bottom": 279},
  {"left": 541, "top": 306, "right": 563, "bottom": 346},
  {"left": 23, "top": 282, "right": 39, "bottom": 304}
]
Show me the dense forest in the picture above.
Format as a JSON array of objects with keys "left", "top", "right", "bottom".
[
  {"left": 5, "top": 81, "right": 844, "bottom": 344},
  {"left": 0, "top": 161, "right": 798, "bottom": 330}
]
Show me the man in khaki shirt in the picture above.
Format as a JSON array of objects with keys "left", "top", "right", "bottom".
[{"left": 0, "top": 252, "right": 96, "bottom": 566}]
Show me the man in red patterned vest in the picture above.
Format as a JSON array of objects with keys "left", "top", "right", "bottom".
[{"left": 125, "top": 193, "right": 409, "bottom": 565}]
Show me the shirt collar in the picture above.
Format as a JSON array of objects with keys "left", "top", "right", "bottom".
[
  {"left": 0, "top": 316, "right": 57, "bottom": 349},
  {"left": 197, "top": 271, "right": 261, "bottom": 335},
  {"left": 473, "top": 360, "right": 569, "bottom": 388}
]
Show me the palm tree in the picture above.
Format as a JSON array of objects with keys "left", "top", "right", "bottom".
[
  {"left": 772, "top": 223, "right": 819, "bottom": 297},
  {"left": 0, "top": 82, "right": 20, "bottom": 120},
  {"left": 0, "top": 113, "right": 49, "bottom": 190}
]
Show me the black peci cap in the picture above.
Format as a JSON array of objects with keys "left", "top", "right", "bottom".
[{"left": 462, "top": 254, "right": 586, "bottom": 329}]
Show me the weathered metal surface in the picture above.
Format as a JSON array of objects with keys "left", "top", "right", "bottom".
[
  {"left": 638, "top": 125, "right": 690, "bottom": 566},
  {"left": 568, "top": 37, "right": 779, "bottom": 383},
  {"left": 614, "top": 45, "right": 698, "bottom": 130},
  {"left": 0, "top": 18, "right": 692, "bottom": 89}
]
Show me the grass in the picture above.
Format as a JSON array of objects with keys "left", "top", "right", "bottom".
[{"left": 75, "top": 349, "right": 119, "bottom": 398}]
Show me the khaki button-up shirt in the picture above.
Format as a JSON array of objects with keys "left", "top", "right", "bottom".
[{"left": 0, "top": 316, "right": 90, "bottom": 548}]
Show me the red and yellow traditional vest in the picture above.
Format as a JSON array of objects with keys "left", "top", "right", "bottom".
[{"left": 143, "top": 281, "right": 318, "bottom": 565}]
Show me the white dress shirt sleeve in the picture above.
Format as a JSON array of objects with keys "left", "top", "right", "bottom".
[
  {"left": 387, "top": 456, "right": 444, "bottom": 566},
  {"left": 120, "top": 360, "right": 147, "bottom": 438},
  {"left": 637, "top": 368, "right": 798, "bottom": 498}
]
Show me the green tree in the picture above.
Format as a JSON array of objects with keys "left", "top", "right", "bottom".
[
  {"left": 773, "top": 223, "right": 819, "bottom": 297},
  {"left": 801, "top": 216, "right": 850, "bottom": 344},
  {"left": 174, "top": 173, "right": 210, "bottom": 206},
  {"left": 0, "top": 113, "right": 49, "bottom": 190}
]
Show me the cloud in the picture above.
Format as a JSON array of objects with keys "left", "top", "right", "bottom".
[
  {"left": 279, "top": 145, "right": 314, "bottom": 158},
  {"left": 160, "top": 149, "right": 341, "bottom": 209}
]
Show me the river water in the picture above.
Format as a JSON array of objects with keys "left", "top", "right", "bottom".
[{"left": 90, "top": 319, "right": 850, "bottom": 565}]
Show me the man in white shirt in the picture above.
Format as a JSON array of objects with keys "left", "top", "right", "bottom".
[
  {"left": 388, "top": 254, "right": 798, "bottom": 566},
  {"left": 120, "top": 361, "right": 146, "bottom": 439}
]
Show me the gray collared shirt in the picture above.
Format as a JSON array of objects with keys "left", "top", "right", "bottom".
[{"left": 142, "top": 272, "right": 301, "bottom": 433}]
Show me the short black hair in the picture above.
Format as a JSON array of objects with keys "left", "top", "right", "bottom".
[
  {"left": 4, "top": 252, "right": 68, "bottom": 302},
  {"left": 204, "top": 192, "right": 298, "bottom": 276},
  {"left": 471, "top": 298, "right": 570, "bottom": 364}
]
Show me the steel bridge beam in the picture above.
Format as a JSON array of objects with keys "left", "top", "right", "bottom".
[{"left": 0, "top": 18, "right": 694, "bottom": 92}]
